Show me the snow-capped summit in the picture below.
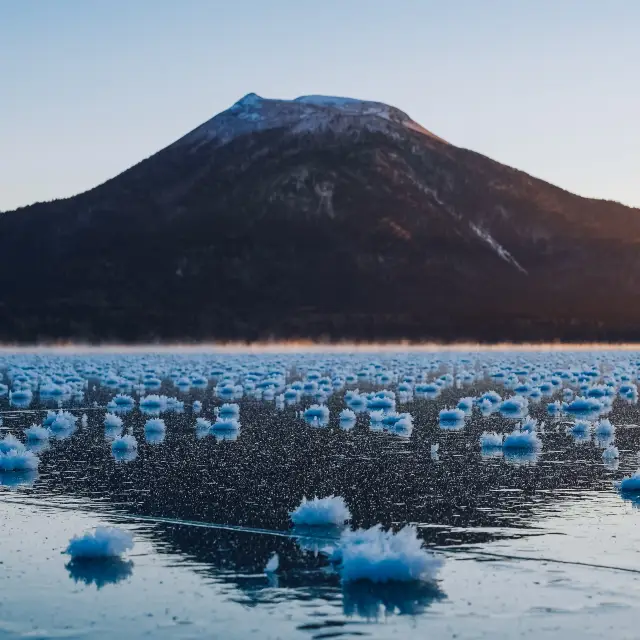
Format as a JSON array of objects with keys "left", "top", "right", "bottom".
[
  {"left": 178, "top": 93, "right": 446, "bottom": 148},
  {"left": 231, "top": 92, "right": 263, "bottom": 109}
]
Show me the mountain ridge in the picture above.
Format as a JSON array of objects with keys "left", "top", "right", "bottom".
[{"left": 5, "top": 93, "right": 632, "bottom": 213}]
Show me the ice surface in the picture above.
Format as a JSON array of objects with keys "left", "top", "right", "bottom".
[{"left": 3, "top": 349, "right": 640, "bottom": 637}]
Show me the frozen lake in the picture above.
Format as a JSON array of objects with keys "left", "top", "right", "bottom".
[{"left": 1, "top": 349, "right": 640, "bottom": 639}]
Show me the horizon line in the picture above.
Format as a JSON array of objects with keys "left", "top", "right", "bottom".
[{"left": 2, "top": 341, "right": 640, "bottom": 354}]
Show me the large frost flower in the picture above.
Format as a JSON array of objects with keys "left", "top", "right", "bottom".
[
  {"left": 334, "top": 525, "right": 443, "bottom": 584},
  {"left": 65, "top": 527, "right": 134, "bottom": 559},
  {"left": 290, "top": 495, "right": 351, "bottom": 527}
]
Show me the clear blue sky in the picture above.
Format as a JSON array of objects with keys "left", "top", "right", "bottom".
[{"left": 1, "top": 0, "right": 638, "bottom": 211}]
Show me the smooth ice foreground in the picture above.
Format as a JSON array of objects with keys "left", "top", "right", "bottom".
[
  {"left": 3, "top": 348, "right": 640, "bottom": 638},
  {"left": 65, "top": 527, "right": 134, "bottom": 559}
]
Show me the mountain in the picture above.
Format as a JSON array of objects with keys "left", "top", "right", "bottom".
[{"left": 2, "top": 93, "right": 640, "bottom": 344}]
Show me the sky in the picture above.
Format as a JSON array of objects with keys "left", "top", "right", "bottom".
[{"left": 1, "top": 0, "right": 639, "bottom": 211}]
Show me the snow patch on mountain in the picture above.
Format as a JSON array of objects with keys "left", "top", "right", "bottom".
[
  {"left": 294, "top": 95, "right": 365, "bottom": 108},
  {"left": 470, "top": 223, "right": 528, "bottom": 274},
  {"left": 401, "top": 170, "right": 462, "bottom": 220}
]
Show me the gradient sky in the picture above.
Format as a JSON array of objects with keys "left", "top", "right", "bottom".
[{"left": 1, "top": 0, "right": 638, "bottom": 211}]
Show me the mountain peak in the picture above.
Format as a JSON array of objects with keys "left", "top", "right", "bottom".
[
  {"left": 178, "top": 93, "right": 446, "bottom": 148},
  {"left": 231, "top": 92, "right": 264, "bottom": 109}
]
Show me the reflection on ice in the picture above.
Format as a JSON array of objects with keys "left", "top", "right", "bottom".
[
  {"left": 439, "top": 421, "right": 465, "bottom": 431},
  {"left": 210, "top": 428, "right": 239, "bottom": 442},
  {"left": 196, "top": 424, "right": 212, "bottom": 439},
  {"left": 503, "top": 449, "right": 540, "bottom": 466},
  {"left": 0, "top": 469, "right": 38, "bottom": 488},
  {"left": 140, "top": 407, "right": 162, "bottom": 416},
  {"left": 109, "top": 404, "right": 134, "bottom": 415},
  {"left": 9, "top": 396, "right": 32, "bottom": 409},
  {"left": 570, "top": 431, "right": 592, "bottom": 445},
  {"left": 304, "top": 415, "right": 329, "bottom": 428},
  {"left": 26, "top": 440, "right": 50, "bottom": 455},
  {"left": 480, "top": 447, "right": 504, "bottom": 460},
  {"left": 342, "top": 580, "right": 445, "bottom": 619},
  {"left": 50, "top": 427, "right": 75, "bottom": 441},
  {"left": 595, "top": 434, "right": 615, "bottom": 449},
  {"left": 104, "top": 425, "right": 122, "bottom": 441},
  {"left": 112, "top": 449, "right": 138, "bottom": 463},
  {"left": 293, "top": 525, "right": 343, "bottom": 555},
  {"left": 145, "top": 431, "right": 166, "bottom": 445},
  {"left": 66, "top": 558, "right": 134, "bottom": 589}
]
